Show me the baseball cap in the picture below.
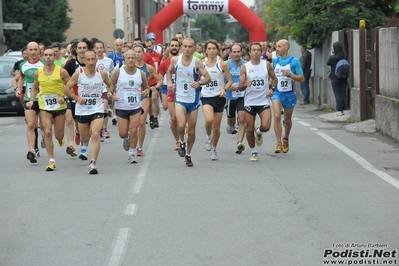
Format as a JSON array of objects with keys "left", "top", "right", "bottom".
[{"left": 146, "top": 32, "right": 156, "bottom": 40}]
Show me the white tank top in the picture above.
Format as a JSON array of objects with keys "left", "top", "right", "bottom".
[
  {"left": 202, "top": 59, "right": 224, "bottom": 97},
  {"left": 244, "top": 61, "right": 270, "bottom": 106},
  {"left": 175, "top": 54, "right": 199, "bottom": 103},
  {"left": 115, "top": 67, "right": 143, "bottom": 110},
  {"left": 75, "top": 68, "right": 105, "bottom": 116}
]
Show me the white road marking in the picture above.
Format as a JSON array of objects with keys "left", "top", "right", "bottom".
[
  {"left": 107, "top": 228, "right": 131, "bottom": 266},
  {"left": 7, "top": 125, "right": 15, "bottom": 128},
  {"left": 132, "top": 115, "right": 163, "bottom": 193},
  {"left": 316, "top": 132, "right": 399, "bottom": 190},
  {"left": 310, "top": 127, "right": 319, "bottom": 131},
  {"left": 125, "top": 204, "right": 136, "bottom": 216},
  {"left": 292, "top": 117, "right": 300, "bottom": 121},
  {"left": 298, "top": 121, "right": 312, "bottom": 127}
]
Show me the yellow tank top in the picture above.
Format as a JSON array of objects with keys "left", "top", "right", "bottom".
[{"left": 37, "top": 65, "right": 67, "bottom": 111}]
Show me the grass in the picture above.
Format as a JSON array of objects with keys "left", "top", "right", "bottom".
[{"left": 346, "top": 117, "right": 359, "bottom": 123}]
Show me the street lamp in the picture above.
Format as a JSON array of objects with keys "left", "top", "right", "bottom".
[{"left": 182, "top": 14, "right": 188, "bottom": 37}]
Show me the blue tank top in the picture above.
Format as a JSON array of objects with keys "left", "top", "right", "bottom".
[
  {"left": 137, "top": 64, "right": 149, "bottom": 79},
  {"left": 226, "top": 58, "right": 245, "bottom": 100}
]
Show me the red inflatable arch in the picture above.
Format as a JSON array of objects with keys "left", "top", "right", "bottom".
[{"left": 147, "top": 0, "right": 266, "bottom": 44}]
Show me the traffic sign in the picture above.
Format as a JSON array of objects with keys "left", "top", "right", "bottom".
[
  {"left": 113, "top": 28, "right": 124, "bottom": 39},
  {"left": 4, "top": 23, "right": 23, "bottom": 30}
]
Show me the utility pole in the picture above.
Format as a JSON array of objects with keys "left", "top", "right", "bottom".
[{"left": 0, "top": 0, "right": 5, "bottom": 55}]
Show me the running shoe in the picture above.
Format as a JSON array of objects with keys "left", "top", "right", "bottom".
[
  {"left": 46, "top": 161, "right": 56, "bottom": 171},
  {"left": 79, "top": 147, "right": 88, "bottom": 160},
  {"left": 112, "top": 117, "right": 117, "bottom": 125},
  {"left": 210, "top": 150, "right": 218, "bottom": 161},
  {"left": 123, "top": 136, "right": 130, "bottom": 151},
  {"left": 27, "top": 149, "right": 37, "bottom": 163},
  {"left": 250, "top": 153, "right": 258, "bottom": 162},
  {"left": 226, "top": 125, "right": 234, "bottom": 134},
  {"left": 66, "top": 146, "right": 77, "bottom": 157},
  {"left": 127, "top": 154, "right": 137, "bottom": 164},
  {"left": 205, "top": 136, "right": 212, "bottom": 151},
  {"left": 178, "top": 142, "right": 186, "bottom": 157},
  {"left": 103, "top": 129, "right": 110, "bottom": 139},
  {"left": 100, "top": 130, "right": 105, "bottom": 142},
  {"left": 153, "top": 118, "right": 159, "bottom": 128},
  {"left": 136, "top": 148, "right": 144, "bottom": 157},
  {"left": 75, "top": 132, "right": 80, "bottom": 146},
  {"left": 274, "top": 142, "right": 283, "bottom": 153},
  {"left": 174, "top": 141, "right": 180, "bottom": 151},
  {"left": 88, "top": 161, "right": 98, "bottom": 174},
  {"left": 255, "top": 126, "right": 263, "bottom": 147},
  {"left": 185, "top": 155, "right": 193, "bottom": 167},
  {"left": 149, "top": 119, "right": 155, "bottom": 129},
  {"left": 58, "top": 137, "right": 65, "bottom": 147},
  {"left": 231, "top": 127, "right": 237, "bottom": 135},
  {"left": 236, "top": 142, "right": 245, "bottom": 154},
  {"left": 40, "top": 131, "right": 45, "bottom": 149},
  {"left": 35, "top": 148, "right": 40, "bottom": 158},
  {"left": 283, "top": 138, "right": 289, "bottom": 153}
]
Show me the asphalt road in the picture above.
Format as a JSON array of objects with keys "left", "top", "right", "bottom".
[{"left": 0, "top": 105, "right": 398, "bottom": 266}]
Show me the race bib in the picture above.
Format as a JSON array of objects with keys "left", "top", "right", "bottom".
[
  {"left": 279, "top": 76, "right": 292, "bottom": 92},
  {"left": 43, "top": 94, "right": 60, "bottom": 110},
  {"left": 26, "top": 83, "right": 39, "bottom": 100},
  {"left": 177, "top": 81, "right": 194, "bottom": 97},
  {"left": 124, "top": 89, "right": 140, "bottom": 107},
  {"left": 231, "top": 82, "right": 242, "bottom": 97},
  {"left": 83, "top": 96, "right": 98, "bottom": 109}
]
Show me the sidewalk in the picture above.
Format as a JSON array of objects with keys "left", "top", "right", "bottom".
[{"left": 296, "top": 103, "right": 376, "bottom": 134}]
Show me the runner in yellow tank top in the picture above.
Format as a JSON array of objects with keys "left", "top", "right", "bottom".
[
  {"left": 28, "top": 48, "right": 71, "bottom": 171},
  {"left": 37, "top": 65, "right": 67, "bottom": 110}
]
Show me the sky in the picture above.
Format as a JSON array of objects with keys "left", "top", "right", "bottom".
[{"left": 240, "top": 0, "right": 254, "bottom": 7}]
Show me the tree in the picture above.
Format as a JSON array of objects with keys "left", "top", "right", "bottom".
[
  {"left": 3, "top": 0, "right": 71, "bottom": 50},
  {"left": 286, "top": 0, "right": 397, "bottom": 47},
  {"left": 261, "top": 0, "right": 291, "bottom": 42},
  {"left": 194, "top": 14, "right": 228, "bottom": 42}
]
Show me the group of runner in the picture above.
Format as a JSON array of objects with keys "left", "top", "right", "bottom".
[{"left": 14, "top": 32, "right": 304, "bottom": 173}]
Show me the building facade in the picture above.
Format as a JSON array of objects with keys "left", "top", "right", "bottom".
[{"left": 65, "top": 0, "right": 179, "bottom": 46}]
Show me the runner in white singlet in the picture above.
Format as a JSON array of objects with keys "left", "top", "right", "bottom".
[
  {"left": 110, "top": 49, "right": 150, "bottom": 164},
  {"left": 238, "top": 42, "right": 278, "bottom": 162},
  {"left": 65, "top": 51, "right": 115, "bottom": 174},
  {"left": 200, "top": 39, "right": 232, "bottom": 161}
]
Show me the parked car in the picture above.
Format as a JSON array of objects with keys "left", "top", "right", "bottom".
[
  {"left": 0, "top": 57, "right": 24, "bottom": 115},
  {"left": 3, "top": 50, "right": 23, "bottom": 60}
]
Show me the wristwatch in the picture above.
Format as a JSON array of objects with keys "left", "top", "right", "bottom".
[{"left": 287, "top": 73, "right": 291, "bottom": 77}]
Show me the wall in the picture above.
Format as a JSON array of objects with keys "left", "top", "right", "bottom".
[
  {"left": 375, "top": 27, "right": 399, "bottom": 140},
  {"left": 65, "top": 0, "right": 116, "bottom": 45}
]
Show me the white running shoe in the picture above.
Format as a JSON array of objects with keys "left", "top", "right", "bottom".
[
  {"left": 226, "top": 125, "right": 234, "bottom": 134},
  {"left": 255, "top": 126, "right": 263, "bottom": 147},
  {"left": 236, "top": 142, "right": 245, "bottom": 154},
  {"left": 88, "top": 161, "right": 98, "bottom": 174},
  {"left": 127, "top": 154, "right": 137, "bottom": 164},
  {"left": 123, "top": 136, "right": 130, "bottom": 151},
  {"left": 210, "top": 150, "right": 218, "bottom": 161},
  {"left": 250, "top": 153, "right": 258, "bottom": 162},
  {"left": 205, "top": 137, "right": 212, "bottom": 151}
]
